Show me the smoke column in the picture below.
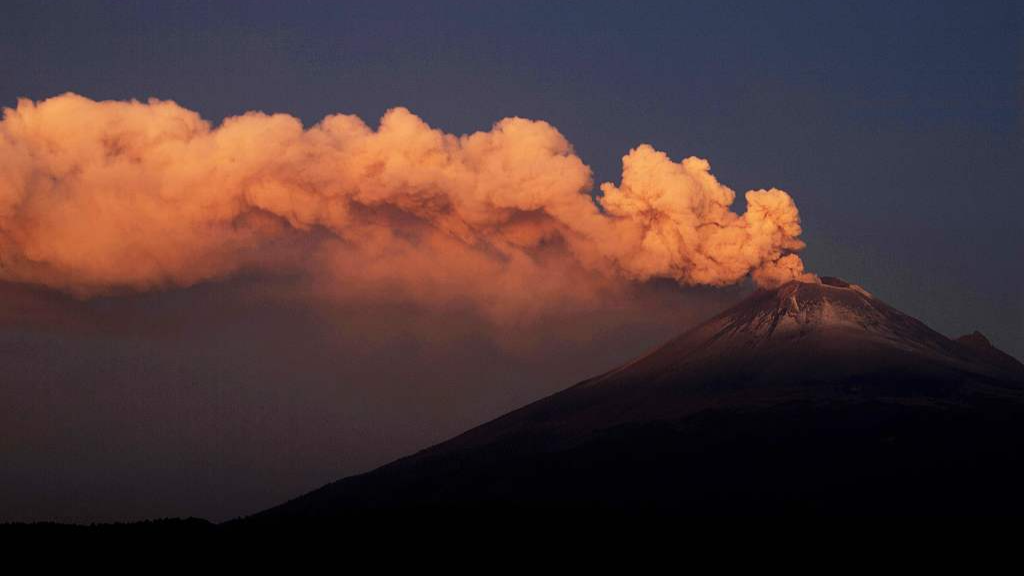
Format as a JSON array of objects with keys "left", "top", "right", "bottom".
[{"left": 0, "top": 94, "right": 813, "bottom": 320}]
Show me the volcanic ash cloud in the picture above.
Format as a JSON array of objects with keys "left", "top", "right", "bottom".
[{"left": 0, "top": 94, "right": 814, "bottom": 318}]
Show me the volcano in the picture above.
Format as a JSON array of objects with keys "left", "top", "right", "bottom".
[{"left": 240, "top": 278, "right": 1024, "bottom": 520}]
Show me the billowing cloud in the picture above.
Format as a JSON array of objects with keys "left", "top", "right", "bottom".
[{"left": 0, "top": 94, "right": 813, "bottom": 321}]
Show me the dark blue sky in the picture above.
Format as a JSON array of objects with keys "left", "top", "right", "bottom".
[
  {"left": 0, "top": 0, "right": 1022, "bottom": 523},
  {"left": 5, "top": 0, "right": 1018, "bottom": 353}
]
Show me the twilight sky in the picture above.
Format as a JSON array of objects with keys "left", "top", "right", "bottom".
[{"left": 1, "top": 0, "right": 1021, "bottom": 522}]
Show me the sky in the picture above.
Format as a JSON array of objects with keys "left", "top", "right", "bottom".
[{"left": 0, "top": 0, "right": 1021, "bottom": 522}]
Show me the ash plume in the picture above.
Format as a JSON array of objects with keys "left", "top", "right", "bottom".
[{"left": 0, "top": 94, "right": 813, "bottom": 320}]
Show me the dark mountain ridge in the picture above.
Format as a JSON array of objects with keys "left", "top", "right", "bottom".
[{"left": 239, "top": 278, "right": 1024, "bottom": 520}]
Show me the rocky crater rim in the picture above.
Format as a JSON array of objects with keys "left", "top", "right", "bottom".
[{"left": 779, "top": 275, "right": 874, "bottom": 299}]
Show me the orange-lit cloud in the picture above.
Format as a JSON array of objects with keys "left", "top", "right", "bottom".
[{"left": 0, "top": 94, "right": 813, "bottom": 321}]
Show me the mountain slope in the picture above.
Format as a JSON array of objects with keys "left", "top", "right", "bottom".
[{"left": 240, "top": 278, "right": 1024, "bottom": 520}]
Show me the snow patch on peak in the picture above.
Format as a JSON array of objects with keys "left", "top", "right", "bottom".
[{"left": 719, "top": 277, "right": 890, "bottom": 342}]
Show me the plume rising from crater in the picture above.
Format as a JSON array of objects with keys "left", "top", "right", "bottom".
[{"left": 0, "top": 94, "right": 813, "bottom": 319}]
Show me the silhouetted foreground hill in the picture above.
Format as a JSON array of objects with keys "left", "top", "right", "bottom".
[
  {"left": 1, "top": 517, "right": 216, "bottom": 536},
  {"left": 237, "top": 278, "right": 1024, "bottom": 522}
]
